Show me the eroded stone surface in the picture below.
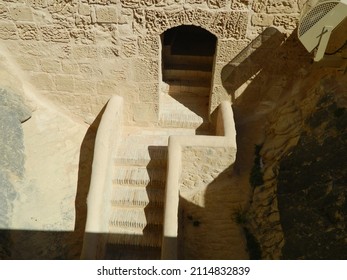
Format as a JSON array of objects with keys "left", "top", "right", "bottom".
[{"left": 0, "top": 87, "right": 31, "bottom": 259}]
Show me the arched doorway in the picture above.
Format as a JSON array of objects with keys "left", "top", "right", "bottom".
[{"left": 160, "top": 25, "right": 217, "bottom": 133}]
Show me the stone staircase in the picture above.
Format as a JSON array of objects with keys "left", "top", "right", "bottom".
[
  {"left": 160, "top": 45, "right": 214, "bottom": 133},
  {"left": 104, "top": 127, "right": 196, "bottom": 259}
]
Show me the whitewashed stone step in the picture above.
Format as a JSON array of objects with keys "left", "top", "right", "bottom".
[
  {"left": 109, "top": 207, "right": 163, "bottom": 229},
  {"left": 163, "top": 49, "right": 213, "bottom": 65},
  {"left": 167, "top": 84, "right": 210, "bottom": 97},
  {"left": 163, "top": 69, "right": 212, "bottom": 82},
  {"left": 111, "top": 185, "right": 164, "bottom": 207},
  {"left": 115, "top": 144, "right": 168, "bottom": 167},
  {"left": 165, "top": 62, "right": 213, "bottom": 72},
  {"left": 159, "top": 112, "right": 204, "bottom": 129},
  {"left": 113, "top": 166, "right": 166, "bottom": 187},
  {"left": 159, "top": 95, "right": 206, "bottom": 129},
  {"left": 108, "top": 224, "right": 162, "bottom": 247}
]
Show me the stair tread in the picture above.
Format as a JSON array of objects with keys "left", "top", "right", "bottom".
[
  {"left": 163, "top": 79, "right": 212, "bottom": 87},
  {"left": 109, "top": 207, "right": 164, "bottom": 228},
  {"left": 163, "top": 51, "right": 214, "bottom": 62},
  {"left": 115, "top": 144, "right": 168, "bottom": 166},
  {"left": 165, "top": 63, "right": 213, "bottom": 72},
  {"left": 111, "top": 185, "right": 165, "bottom": 207},
  {"left": 107, "top": 230, "right": 162, "bottom": 248},
  {"left": 113, "top": 166, "right": 166, "bottom": 186},
  {"left": 163, "top": 69, "right": 212, "bottom": 79}
]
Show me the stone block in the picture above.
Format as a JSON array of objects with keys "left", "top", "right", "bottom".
[
  {"left": 9, "top": 6, "right": 33, "bottom": 21},
  {"left": 251, "top": 14, "right": 274, "bottom": 27},
  {"left": 30, "top": 72, "right": 54, "bottom": 90},
  {"left": 16, "top": 23, "right": 40, "bottom": 40},
  {"left": 211, "top": 11, "right": 248, "bottom": 39},
  {"left": 138, "top": 35, "right": 160, "bottom": 57},
  {"left": 78, "top": 3, "right": 90, "bottom": 16},
  {"left": 27, "top": 0, "right": 48, "bottom": 8},
  {"left": 210, "top": 85, "right": 231, "bottom": 113},
  {"left": 138, "top": 83, "right": 158, "bottom": 103},
  {"left": 121, "top": 37, "right": 137, "bottom": 58},
  {"left": 0, "top": 21, "right": 17, "bottom": 39},
  {"left": 61, "top": 60, "right": 79, "bottom": 74},
  {"left": 40, "top": 59, "right": 61, "bottom": 73},
  {"left": 273, "top": 15, "right": 299, "bottom": 30},
  {"left": 144, "top": 9, "right": 169, "bottom": 34},
  {"left": 79, "top": 63, "right": 103, "bottom": 77},
  {"left": 40, "top": 25, "right": 70, "bottom": 43},
  {"left": 120, "top": 0, "right": 140, "bottom": 8},
  {"left": 73, "top": 45, "right": 98, "bottom": 59},
  {"left": 216, "top": 39, "right": 250, "bottom": 63},
  {"left": 99, "top": 46, "right": 120, "bottom": 58},
  {"left": 266, "top": 0, "right": 299, "bottom": 14},
  {"left": 75, "top": 78, "right": 95, "bottom": 94},
  {"left": 97, "top": 80, "right": 118, "bottom": 95},
  {"left": 55, "top": 75, "right": 74, "bottom": 92},
  {"left": 231, "top": 0, "right": 250, "bottom": 10},
  {"left": 16, "top": 56, "right": 39, "bottom": 71},
  {"left": 70, "top": 28, "right": 95, "bottom": 44},
  {"left": 212, "top": 62, "right": 226, "bottom": 86},
  {"left": 133, "top": 103, "right": 158, "bottom": 123},
  {"left": 89, "top": 0, "right": 109, "bottom": 4},
  {"left": 95, "top": 6, "right": 118, "bottom": 23},
  {"left": 131, "top": 58, "right": 159, "bottom": 82},
  {"left": 207, "top": 0, "right": 227, "bottom": 9},
  {"left": 0, "top": 4, "right": 9, "bottom": 20}
]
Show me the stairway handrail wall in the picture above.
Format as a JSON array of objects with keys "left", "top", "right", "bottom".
[
  {"left": 161, "top": 101, "right": 237, "bottom": 259},
  {"left": 81, "top": 95, "right": 124, "bottom": 259}
]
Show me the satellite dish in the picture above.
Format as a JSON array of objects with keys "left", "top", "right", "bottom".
[{"left": 298, "top": 0, "right": 347, "bottom": 61}]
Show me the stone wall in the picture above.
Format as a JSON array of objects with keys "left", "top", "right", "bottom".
[
  {"left": 0, "top": 0, "right": 303, "bottom": 125},
  {"left": 178, "top": 145, "right": 249, "bottom": 259},
  {"left": 278, "top": 91, "right": 347, "bottom": 259},
  {"left": 247, "top": 50, "right": 347, "bottom": 259},
  {"left": 0, "top": 54, "right": 32, "bottom": 258}
]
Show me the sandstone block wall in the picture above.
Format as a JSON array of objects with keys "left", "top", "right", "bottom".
[
  {"left": 178, "top": 146, "right": 250, "bottom": 259},
  {"left": 0, "top": 0, "right": 302, "bottom": 125}
]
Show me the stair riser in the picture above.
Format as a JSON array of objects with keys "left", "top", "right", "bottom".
[
  {"left": 115, "top": 142, "right": 168, "bottom": 167},
  {"left": 113, "top": 168, "right": 166, "bottom": 187},
  {"left": 109, "top": 208, "right": 164, "bottom": 228},
  {"left": 114, "top": 158, "right": 167, "bottom": 168},
  {"left": 163, "top": 69, "right": 212, "bottom": 81},
  {"left": 113, "top": 178, "right": 165, "bottom": 187},
  {"left": 163, "top": 51, "right": 214, "bottom": 66},
  {"left": 107, "top": 231, "right": 162, "bottom": 248},
  {"left": 111, "top": 188, "right": 165, "bottom": 207}
]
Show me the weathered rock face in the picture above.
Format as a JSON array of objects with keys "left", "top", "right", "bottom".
[
  {"left": 278, "top": 94, "right": 347, "bottom": 259},
  {"left": 246, "top": 67, "right": 347, "bottom": 259},
  {"left": 0, "top": 88, "right": 31, "bottom": 258}
]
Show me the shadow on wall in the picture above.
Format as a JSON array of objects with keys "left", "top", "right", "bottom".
[
  {"left": 221, "top": 27, "right": 312, "bottom": 174},
  {"left": 220, "top": 26, "right": 347, "bottom": 259},
  {"left": 177, "top": 166, "right": 250, "bottom": 259},
  {"left": 221, "top": 26, "right": 311, "bottom": 110},
  {"left": 0, "top": 105, "right": 106, "bottom": 260}
]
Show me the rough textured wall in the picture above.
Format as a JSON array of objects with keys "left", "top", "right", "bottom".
[
  {"left": 0, "top": 88, "right": 31, "bottom": 258},
  {"left": 0, "top": 0, "right": 302, "bottom": 124},
  {"left": 247, "top": 47, "right": 347, "bottom": 259},
  {"left": 178, "top": 146, "right": 250, "bottom": 259},
  {"left": 0, "top": 52, "right": 89, "bottom": 260},
  {"left": 277, "top": 80, "right": 347, "bottom": 259}
]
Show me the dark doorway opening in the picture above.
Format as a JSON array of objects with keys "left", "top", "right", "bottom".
[
  {"left": 160, "top": 25, "right": 217, "bottom": 134},
  {"left": 163, "top": 25, "right": 217, "bottom": 56}
]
